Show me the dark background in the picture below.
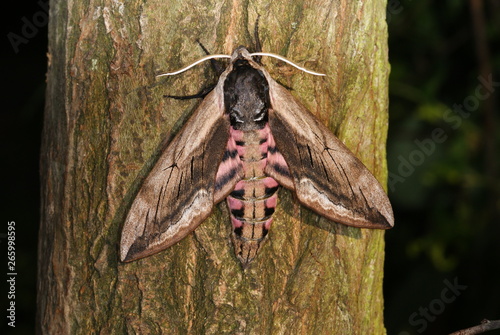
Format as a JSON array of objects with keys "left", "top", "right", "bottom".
[
  {"left": 385, "top": 1, "right": 499, "bottom": 334},
  {"left": 1, "top": 0, "right": 499, "bottom": 334}
]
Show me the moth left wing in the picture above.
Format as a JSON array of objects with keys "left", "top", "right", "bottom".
[
  {"left": 120, "top": 83, "right": 235, "bottom": 262},
  {"left": 264, "top": 77, "right": 394, "bottom": 229}
]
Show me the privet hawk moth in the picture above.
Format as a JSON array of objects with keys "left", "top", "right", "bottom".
[{"left": 120, "top": 46, "right": 394, "bottom": 267}]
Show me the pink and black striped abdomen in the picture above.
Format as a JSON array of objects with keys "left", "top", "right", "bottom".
[{"left": 225, "top": 124, "right": 279, "bottom": 266}]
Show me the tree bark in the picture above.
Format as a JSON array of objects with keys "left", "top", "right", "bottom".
[{"left": 38, "top": 0, "right": 390, "bottom": 334}]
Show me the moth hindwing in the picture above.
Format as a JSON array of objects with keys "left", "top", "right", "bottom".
[{"left": 120, "top": 47, "right": 394, "bottom": 266}]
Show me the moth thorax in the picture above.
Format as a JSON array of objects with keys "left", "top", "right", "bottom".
[{"left": 224, "top": 61, "right": 270, "bottom": 130}]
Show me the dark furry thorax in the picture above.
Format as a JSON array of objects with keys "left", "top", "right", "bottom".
[{"left": 223, "top": 59, "right": 270, "bottom": 131}]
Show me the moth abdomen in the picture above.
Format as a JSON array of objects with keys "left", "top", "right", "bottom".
[
  {"left": 223, "top": 124, "right": 280, "bottom": 266},
  {"left": 230, "top": 214, "right": 273, "bottom": 266}
]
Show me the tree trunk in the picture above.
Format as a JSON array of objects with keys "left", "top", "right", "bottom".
[{"left": 38, "top": 0, "right": 390, "bottom": 334}]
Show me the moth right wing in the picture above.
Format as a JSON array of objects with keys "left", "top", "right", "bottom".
[
  {"left": 264, "top": 76, "right": 394, "bottom": 230},
  {"left": 120, "top": 84, "right": 233, "bottom": 262}
]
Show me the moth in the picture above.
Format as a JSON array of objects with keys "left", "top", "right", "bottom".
[{"left": 120, "top": 46, "right": 394, "bottom": 267}]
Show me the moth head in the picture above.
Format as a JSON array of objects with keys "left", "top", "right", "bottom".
[{"left": 231, "top": 46, "right": 253, "bottom": 61}]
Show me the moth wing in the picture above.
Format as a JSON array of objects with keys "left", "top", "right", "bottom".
[
  {"left": 120, "top": 85, "right": 233, "bottom": 262},
  {"left": 265, "top": 78, "right": 394, "bottom": 229}
]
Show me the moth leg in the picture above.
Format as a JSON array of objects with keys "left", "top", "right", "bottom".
[
  {"left": 164, "top": 85, "right": 216, "bottom": 100},
  {"left": 163, "top": 39, "right": 225, "bottom": 100},
  {"left": 196, "top": 39, "right": 225, "bottom": 75},
  {"left": 162, "top": 40, "right": 218, "bottom": 100},
  {"left": 253, "top": 15, "right": 262, "bottom": 63}
]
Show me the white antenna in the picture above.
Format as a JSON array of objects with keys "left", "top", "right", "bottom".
[
  {"left": 156, "top": 52, "right": 325, "bottom": 77},
  {"left": 156, "top": 55, "right": 231, "bottom": 77},
  {"left": 250, "top": 52, "right": 326, "bottom": 76}
]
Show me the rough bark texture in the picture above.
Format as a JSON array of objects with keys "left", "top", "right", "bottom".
[{"left": 38, "top": 0, "right": 390, "bottom": 334}]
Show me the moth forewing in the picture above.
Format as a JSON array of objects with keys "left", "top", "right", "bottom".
[
  {"left": 262, "top": 71, "right": 394, "bottom": 230},
  {"left": 120, "top": 78, "right": 232, "bottom": 262}
]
